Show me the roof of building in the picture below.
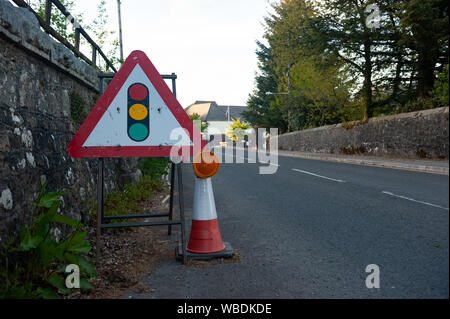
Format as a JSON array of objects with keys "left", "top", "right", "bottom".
[{"left": 185, "top": 101, "right": 248, "bottom": 122}]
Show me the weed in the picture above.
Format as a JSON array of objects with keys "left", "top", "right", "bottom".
[
  {"left": 0, "top": 182, "right": 96, "bottom": 299},
  {"left": 341, "top": 119, "right": 369, "bottom": 130},
  {"left": 416, "top": 148, "right": 428, "bottom": 158},
  {"left": 340, "top": 145, "right": 366, "bottom": 155}
]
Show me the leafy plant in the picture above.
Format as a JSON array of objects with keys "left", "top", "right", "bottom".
[
  {"left": 0, "top": 182, "right": 96, "bottom": 299},
  {"left": 189, "top": 113, "right": 209, "bottom": 133}
]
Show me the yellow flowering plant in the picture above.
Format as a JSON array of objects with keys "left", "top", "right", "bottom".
[{"left": 226, "top": 117, "right": 251, "bottom": 142}]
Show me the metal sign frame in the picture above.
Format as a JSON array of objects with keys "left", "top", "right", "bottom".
[{"left": 95, "top": 72, "right": 187, "bottom": 264}]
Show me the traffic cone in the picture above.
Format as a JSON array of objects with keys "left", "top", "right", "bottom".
[
  {"left": 185, "top": 151, "right": 227, "bottom": 254},
  {"left": 187, "top": 177, "right": 226, "bottom": 253}
]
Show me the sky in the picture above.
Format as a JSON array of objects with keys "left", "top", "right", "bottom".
[{"left": 71, "top": 0, "right": 273, "bottom": 108}]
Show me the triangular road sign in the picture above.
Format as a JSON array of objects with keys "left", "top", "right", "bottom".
[{"left": 67, "top": 50, "right": 205, "bottom": 158}]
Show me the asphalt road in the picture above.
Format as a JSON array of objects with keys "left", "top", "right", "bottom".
[{"left": 127, "top": 151, "right": 449, "bottom": 299}]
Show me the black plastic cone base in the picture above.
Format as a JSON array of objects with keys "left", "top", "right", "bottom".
[{"left": 176, "top": 241, "right": 234, "bottom": 261}]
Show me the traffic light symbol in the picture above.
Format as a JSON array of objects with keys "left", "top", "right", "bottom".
[{"left": 128, "top": 83, "right": 149, "bottom": 142}]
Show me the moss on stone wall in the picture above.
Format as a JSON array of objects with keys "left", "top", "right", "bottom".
[{"left": 70, "top": 92, "right": 87, "bottom": 125}]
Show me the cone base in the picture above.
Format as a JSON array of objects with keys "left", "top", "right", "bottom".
[
  {"left": 187, "top": 219, "right": 225, "bottom": 254},
  {"left": 177, "top": 242, "right": 234, "bottom": 261}
]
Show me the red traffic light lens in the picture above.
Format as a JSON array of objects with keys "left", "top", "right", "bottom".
[{"left": 129, "top": 83, "right": 148, "bottom": 101}]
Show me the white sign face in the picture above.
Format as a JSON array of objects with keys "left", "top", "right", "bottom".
[{"left": 83, "top": 64, "right": 192, "bottom": 148}]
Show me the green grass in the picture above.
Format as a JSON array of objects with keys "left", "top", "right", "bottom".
[{"left": 88, "top": 174, "right": 165, "bottom": 225}]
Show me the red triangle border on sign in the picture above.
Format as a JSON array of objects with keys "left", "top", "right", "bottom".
[{"left": 67, "top": 50, "right": 205, "bottom": 158}]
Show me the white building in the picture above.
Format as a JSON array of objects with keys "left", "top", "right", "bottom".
[{"left": 185, "top": 101, "right": 249, "bottom": 142}]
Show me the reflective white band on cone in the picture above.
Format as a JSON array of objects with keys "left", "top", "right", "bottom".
[{"left": 192, "top": 177, "right": 217, "bottom": 220}]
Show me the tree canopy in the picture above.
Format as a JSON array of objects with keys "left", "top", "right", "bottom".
[{"left": 244, "top": 0, "right": 449, "bottom": 133}]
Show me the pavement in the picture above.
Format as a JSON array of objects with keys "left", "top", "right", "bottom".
[
  {"left": 124, "top": 150, "right": 449, "bottom": 299},
  {"left": 276, "top": 149, "right": 449, "bottom": 175}
]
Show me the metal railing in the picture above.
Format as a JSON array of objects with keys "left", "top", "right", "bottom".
[{"left": 12, "top": 0, "right": 117, "bottom": 72}]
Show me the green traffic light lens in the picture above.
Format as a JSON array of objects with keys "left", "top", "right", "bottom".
[{"left": 128, "top": 123, "right": 148, "bottom": 141}]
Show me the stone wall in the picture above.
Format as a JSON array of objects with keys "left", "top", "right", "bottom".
[
  {"left": 276, "top": 107, "right": 449, "bottom": 159},
  {"left": 0, "top": 0, "right": 138, "bottom": 243}
]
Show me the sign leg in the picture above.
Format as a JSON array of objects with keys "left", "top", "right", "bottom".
[
  {"left": 96, "top": 158, "right": 104, "bottom": 261},
  {"left": 177, "top": 163, "right": 187, "bottom": 264},
  {"left": 168, "top": 162, "right": 176, "bottom": 235}
]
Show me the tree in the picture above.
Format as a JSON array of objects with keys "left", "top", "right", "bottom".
[
  {"left": 85, "top": 0, "right": 122, "bottom": 70},
  {"left": 261, "top": 0, "right": 357, "bottom": 130},
  {"left": 287, "top": 57, "right": 357, "bottom": 129},
  {"left": 243, "top": 41, "right": 287, "bottom": 131},
  {"left": 31, "top": 0, "right": 81, "bottom": 41},
  {"left": 315, "top": 0, "right": 448, "bottom": 111},
  {"left": 311, "top": 0, "right": 389, "bottom": 120},
  {"left": 248, "top": 0, "right": 449, "bottom": 130},
  {"left": 397, "top": 0, "right": 449, "bottom": 98},
  {"left": 30, "top": 0, "right": 122, "bottom": 71}
]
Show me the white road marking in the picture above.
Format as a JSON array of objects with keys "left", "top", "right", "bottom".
[
  {"left": 291, "top": 168, "right": 346, "bottom": 183},
  {"left": 382, "top": 191, "right": 449, "bottom": 211}
]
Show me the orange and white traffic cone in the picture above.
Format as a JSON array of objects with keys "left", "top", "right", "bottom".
[
  {"left": 187, "top": 177, "right": 225, "bottom": 253},
  {"left": 187, "top": 151, "right": 230, "bottom": 255}
]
